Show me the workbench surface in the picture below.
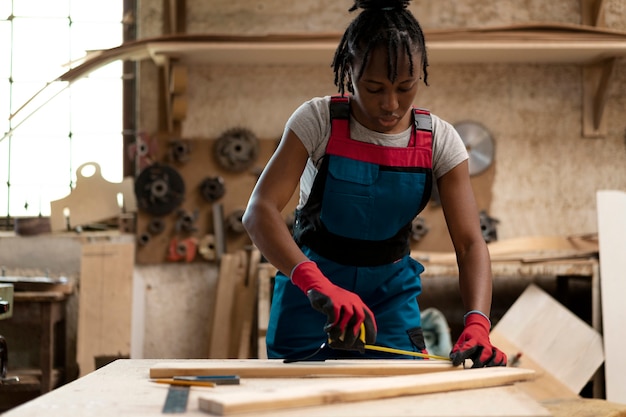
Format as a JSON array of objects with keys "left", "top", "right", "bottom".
[{"left": 2, "top": 359, "right": 551, "bottom": 417}]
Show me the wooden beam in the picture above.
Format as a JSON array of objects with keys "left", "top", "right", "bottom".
[{"left": 582, "top": 57, "right": 617, "bottom": 137}]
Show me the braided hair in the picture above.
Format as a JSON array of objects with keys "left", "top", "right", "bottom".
[{"left": 332, "top": 0, "right": 429, "bottom": 96}]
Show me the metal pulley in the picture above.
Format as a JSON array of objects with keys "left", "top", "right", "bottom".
[
  {"left": 453, "top": 121, "right": 494, "bottom": 176},
  {"left": 214, "top": 127, "right": 259, "bottom": 172},
  {"left": 134, "top": 163, "right": 185, "bottom": 216},
  {"left": 479, "top": 210, "right": 499, "bottom": 243},
  {"left": 410, "top": 217, "right": 429, "bottom": 241},
  {"left": 225, "top": 208, "right": 246, "bottom": 234},
  {"left": 199, "top": 176, "right": 226, "bottom": 202},
  {"left": 168, "top": 139, "right": 192, "bottom": 164}
]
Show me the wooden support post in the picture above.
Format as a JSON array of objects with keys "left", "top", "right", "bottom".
[
  {"left": 582, "top": 58, "right": 617, "bottom": 138},
  {"left": 581, "top": 0, "right": 607, "bottom": 27}
]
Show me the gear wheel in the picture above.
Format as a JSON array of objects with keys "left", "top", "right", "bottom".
[
  {"left": 214, "top": 127, "right": 259, "bottom": 172},
  {"left": 134, "top": 163, "right": 185, "bottom": 216}
]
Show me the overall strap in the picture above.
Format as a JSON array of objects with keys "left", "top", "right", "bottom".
[
  {"left": 331, "top": 95, "right": 432, "bottom": 150},
  {"left": 329, "top": 95, "right": 350, "bottom": 141},
  {"left": 409, "top": 108, "right": 433, "bottom": 147}
]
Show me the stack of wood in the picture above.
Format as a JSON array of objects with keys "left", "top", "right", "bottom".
[{"left": 207, "top": 248, "right": 261, "bottom": 359}]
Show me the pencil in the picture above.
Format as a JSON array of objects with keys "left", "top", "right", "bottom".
[{"left": 150, "top": 378, "right": 216, "bottom": 387}]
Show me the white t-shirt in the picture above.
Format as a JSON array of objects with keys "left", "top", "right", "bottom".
[{"left": 284, "top": 96, "right": 468, "bottom": 208}]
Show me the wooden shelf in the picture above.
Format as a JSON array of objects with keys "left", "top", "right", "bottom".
[
  {"left": 61, "top": 23, "right": 626, "bottom": 81},
  {"left": 5, "top": 23, "right": 626, "bottom": 144}
]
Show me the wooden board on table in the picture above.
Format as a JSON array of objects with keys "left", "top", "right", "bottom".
[
  {"left": 198, "top": 367, "right": 536, "bottom": 415},
  {"left": 597, "top": 190, "right": 626, "bottom": 404},
  {"left": 150, "top": 359, "right": 457, "bottom": 379},
  {"left": 491, "top": 284, "right": 603, "bottom": 397}
]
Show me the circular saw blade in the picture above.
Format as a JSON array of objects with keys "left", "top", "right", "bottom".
[{"left": 453, "top": 121, "right": 494, "bottom": 176}]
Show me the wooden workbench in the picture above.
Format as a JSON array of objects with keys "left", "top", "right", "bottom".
[
  {"left": 0, "top": 359, "right": 552, "bottom": 417},
  {"left": 4, "top": 359, "right": 626, "bottom": 417}
]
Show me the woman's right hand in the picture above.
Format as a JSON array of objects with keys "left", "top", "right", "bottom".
[{"left": 291, "top": 261, "right": 377, "bottom": 351}]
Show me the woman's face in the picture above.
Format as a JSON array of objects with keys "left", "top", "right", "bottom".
[{"left": 350, "top": 46, "right": 421, "bottom": 134}]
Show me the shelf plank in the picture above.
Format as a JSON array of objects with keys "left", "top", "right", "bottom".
[{"left": 59, "top": 23, "right": 626, "bottom": 83}]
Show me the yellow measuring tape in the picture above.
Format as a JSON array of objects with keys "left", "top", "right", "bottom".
[
  {"left": 346, "top": 323, "right": 452, "bottom": 361},
  {"left": 364, "top": 344, "right": 451, "bottom": 361}
]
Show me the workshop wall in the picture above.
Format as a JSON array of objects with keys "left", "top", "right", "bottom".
[{"left": 134, "top": 0, "right": 626, "bottom": 358}]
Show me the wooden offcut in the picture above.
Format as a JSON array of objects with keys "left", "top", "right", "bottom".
[
  {"left": 49, "top": 162, "right": 136, "bottom": 232},
  {"left": 197, "top": 367, "right": 535, "bottom": 415},
  {"left": 491, "top": 284, "right": 604, "bottom": 399}
]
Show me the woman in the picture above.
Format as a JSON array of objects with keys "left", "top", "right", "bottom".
[{"left": 242, "top": 0, "right": 506, "bottom": 368}]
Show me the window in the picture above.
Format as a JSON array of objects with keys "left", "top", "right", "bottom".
[{"left": 1, "top": 1, "right": 124, "bottom": 221}]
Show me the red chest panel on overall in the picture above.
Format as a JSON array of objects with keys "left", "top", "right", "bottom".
[{"left": 293, "top": 96, "right": 433, "bottom": 266}]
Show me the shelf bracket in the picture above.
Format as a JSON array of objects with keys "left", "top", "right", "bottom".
[
  {"left": 582, "top": 57, "right": 617, "bottom": 138},
  {"left": 581, "top": 0, "right": 607, "bottom": 27}
]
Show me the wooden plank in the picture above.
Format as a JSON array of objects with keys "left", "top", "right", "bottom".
[
  {"left": 76, "top": 242, "right": 134, "bottom": 377},
  {"left": 208, "top": 251, "right": 247, "bottom": 358},
  {"left": 230, "top": 247, "right": 261, "bottom": 358},
  {"left": 197, "top": 367, "right": 536, "bottom": 415},
  {"left": 256, "top": 263, "right": 276, "bottom": 359},
  {"left": 413, "top": 234, "right": 599, "bottom": 264},
  {"left": 597, "top": 190, "right": 626, "bottom": 403},
  {"left": 150, "top": 359, "right": 457, "bottom": 379},
  {"left": 492, "top": 284, "right": 603, "bottom": 395}
]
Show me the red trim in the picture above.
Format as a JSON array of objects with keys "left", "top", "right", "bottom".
[
  {"left": 328, "top": 96, "right": 433, "bottom": 168},
  {"left": 326, "top": 135, "right": 432, "bottom": 167}
]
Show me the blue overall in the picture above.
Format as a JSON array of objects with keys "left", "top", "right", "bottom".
[{"left": 267, "top": 96, "right": 433, "bottom": 360}]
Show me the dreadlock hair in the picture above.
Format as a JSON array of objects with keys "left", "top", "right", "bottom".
[{"left": 332, "top": 0, "right": 429, "bottom": 96}]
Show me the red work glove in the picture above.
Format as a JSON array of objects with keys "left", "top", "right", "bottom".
[
  {"left": 450, "top": 311, "right": 507, "bottom": 368},
  {"left": 291, "top": 261, "right": 377, "bottom": 351}
]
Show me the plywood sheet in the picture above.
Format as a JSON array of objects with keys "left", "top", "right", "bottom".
[
  {"left": 597, "top": 190, "right": 626, "bottom": 404},
  {"left": 134, "top": 136, "right": 295, "bottom": 264},
  {"left": 149, "top": 359, "right": 457, "bottom": 379},
  {"left": 198, "top": 367, "right": 536, "bottom": 415},
  {"left": 492, "top": 284, "right": 603, "bottom": 395},
  {"left": 77, "top": 241, "right": 135, "bottom": 376}
]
